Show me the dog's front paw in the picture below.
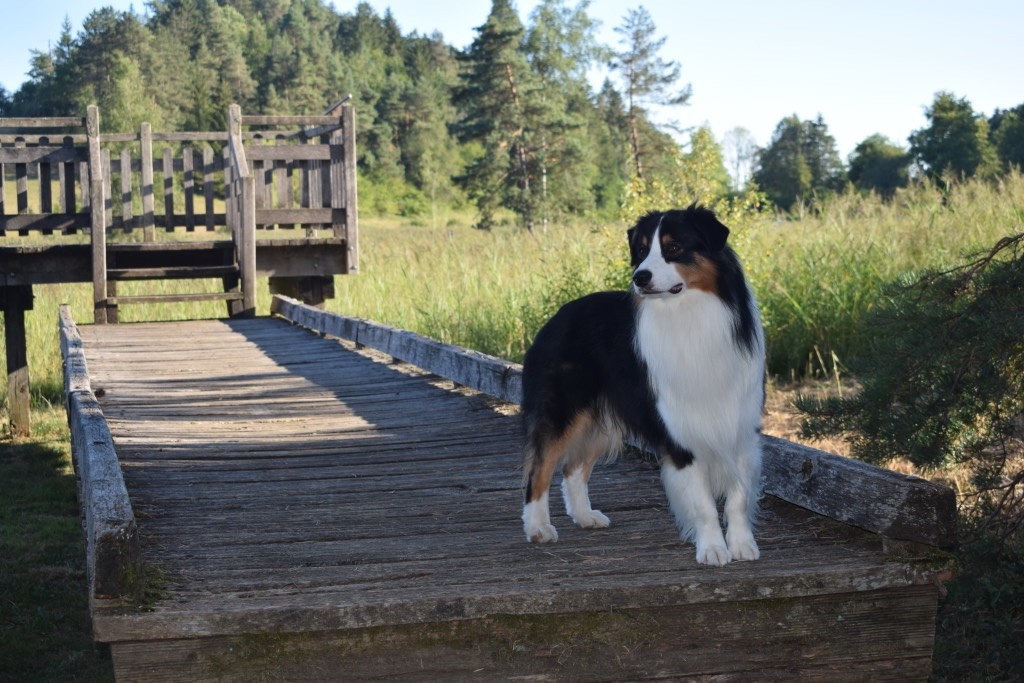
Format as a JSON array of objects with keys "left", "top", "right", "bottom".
[
  {"left": 572, "top": 509, "right": 610, "bottom": 529},
  {"left": 525, "top": 522, "right": 559, "bottom": 543},
  {"left": 696, "top": 543, "right": 732, "bottom": 566},
  {"left": 728, "top": 535, "right": 760, "bottom": 562}
]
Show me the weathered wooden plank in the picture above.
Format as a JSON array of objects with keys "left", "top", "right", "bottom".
[
  {"left": 271, "top": 296, "right": 956, "bottom": 547},
  {"left": 762, "top": 435, "right": 957, "bottom": 548},
  {"left": 256, "top": 207, "right": 333, "bottom": 225},
  {"left": 246, "top": 144, "right": 330, "bottom": 161},
  {"left": 14, "top": 138, "right": 28, "bottom": 213},
  {"left": 140, "top": 122, "right": 156, "bottom": 239},
  {"left": 0, "top": 213, "right": 89, "bottom": 234},
  {"left": 161, "top": 146, "right": 174, "bottom": 231},
  {"left": 3, "top": 286, "right": 33, "bottom": 436},
  {"left": 119, "top": 147, "right": 133, "bottom": 231},
  {"left": 70, "top": 316, "right": 950, "bottom": 680},
  {"left": 270, "top": 296, "right": 515, "bottom": 405},
  {"left": 86, "top": 105, "right": 109, "bottom": 324},
  {"left": 106, "top": 291, "right": 243, "bottom": 305},
  {"left": 59, "top": 139, "right": 76, "bottom": 214},
  {"left": 59, "top": 306, "right": 139, "bottom": 598},
  {"left": 0, "top": 116, "right": 83, "bottom": 127},
  {"left": 242, "top": 115, "right": 339, "bottom": 127},
  {"left": 183, "top": 146, "right": 197, "bottom": 231},
  {"left": 339, "top": 102, "right": 360, "bottom": 270},
  {"left": 107, "top": 586, "right": 936, "bottom": 682},
  {"left": 0, "top": 145, "right": 86, "bottom": 164},
  {"left": 202, "top": 145, "right": 215, "bottom": 230}
]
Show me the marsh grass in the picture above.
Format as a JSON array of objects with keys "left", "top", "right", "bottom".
[{"left": 5, "top": 172, "right": 1023, "bottom": 410}]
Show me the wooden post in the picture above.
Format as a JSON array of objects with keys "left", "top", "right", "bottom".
[
  {"left": 140, "top": 122, "right": 155, "bottom": 240},
  {"left": 2, "top": 286, "right": 33, "bottom": 437},
  {"left": 341, "top": 104, "right": 359, "bottom": 274},
  {"left": 228, "top": 104, "right": 257, "bottom": 317},
  {"left": 87, "top": 104, "right": 109, "bottom": 324}
]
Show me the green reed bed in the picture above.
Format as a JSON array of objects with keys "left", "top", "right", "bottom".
[{"left": 7, "top": 172, "right": 1021, "bottom": 410}]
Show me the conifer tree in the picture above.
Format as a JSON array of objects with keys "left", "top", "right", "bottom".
[
  {"left": 753, "top": 115, "right": 845, "bottom": 210},
  {"left": 609, "top": 6, "right": 690, "bottom": 181},
  {"left": 455, "top": 0, "right": 537, "bottom": 230},
  {"left": 800, "top": 232, "right": 1024, "bottom": 541}
]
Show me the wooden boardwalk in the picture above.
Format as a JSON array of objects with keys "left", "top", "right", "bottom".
[{"left": 65, "top": 307, "right": 954, "bottom": 681}]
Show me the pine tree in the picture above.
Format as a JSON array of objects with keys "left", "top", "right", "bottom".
[
  {"left": 609, "top": 6, "right": 690, "bottom": 181},
  {"left": 753, "top": 115, "right": 845, "bottom": 210},
  {"left": 455, "top": 0, "right": 537, "bottom": 230},
  {"left": 800, "top": 232, "right": 1024, "bottom": 541}
]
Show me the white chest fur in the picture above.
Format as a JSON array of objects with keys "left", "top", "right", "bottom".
[{"left": 635, "top": 291, "right": 764, "bottom": 460}]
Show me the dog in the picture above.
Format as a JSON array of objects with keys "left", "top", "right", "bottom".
[{"left": 520, "top": 205, "right": 765, "bottom": 566}]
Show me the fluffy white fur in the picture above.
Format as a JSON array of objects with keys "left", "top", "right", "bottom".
[
  {"left": 523, "top": 493, "right": 558, "bottom": 543},
  {"left": 635, "top": 226, "right": 765, "bottom": 565}
]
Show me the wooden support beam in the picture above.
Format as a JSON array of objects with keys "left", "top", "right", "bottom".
[
  {"left": 86, "top": 104, "right": 109, "bottom": 324},
  {"left": 340, "top": 104, "right": 359, "bottom": 273},
  {"left": 2, "top": 286, "right": 33, "bottom": 437},
  {"left": 228, "top": 103, "right": 257, "bottom": 317},
  {"left": 268, "top": 276, "right": 334, "bottom": 308}
]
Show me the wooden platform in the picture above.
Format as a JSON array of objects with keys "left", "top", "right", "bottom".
[{"left": 64, "top": 308, "right": 954, "bottom": 681}]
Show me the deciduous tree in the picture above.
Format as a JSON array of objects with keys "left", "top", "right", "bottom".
[
  {"left": 909, "top": 91, "right": 998, "bottom": 180},
  {"left": 847, "top": 134, "right": 910, "bottom": 198}
]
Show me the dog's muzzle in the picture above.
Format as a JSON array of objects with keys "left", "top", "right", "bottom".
[{"left": 632, "top": 269, "right": 684, "bottom": 296}]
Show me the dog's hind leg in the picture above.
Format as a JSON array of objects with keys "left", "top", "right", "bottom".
[
  {"left": 561, "top": 424, "right": 614, "bottom": 530},
  {"left": 523, "top": 414, "right": 592, "bottom": 543}
]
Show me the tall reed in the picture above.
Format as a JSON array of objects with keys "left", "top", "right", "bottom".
[{"left": 3, "top": 172, "right": 1022, "bottom": 418}]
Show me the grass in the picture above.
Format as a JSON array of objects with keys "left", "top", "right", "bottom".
[
  {"left": 1, "top": 172, "right": 1022, "bottom": 678},
  {"left": 0, "top": 409, "right": 114, "bottom": 682}
]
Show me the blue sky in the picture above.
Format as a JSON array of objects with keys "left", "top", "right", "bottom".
[{"left": 3, "top": 1, "right": 1021, "bottom": 160}]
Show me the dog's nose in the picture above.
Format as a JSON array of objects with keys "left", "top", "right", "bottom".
[{"left": 633, "top": 270, "right": 652, "bottom": 289}]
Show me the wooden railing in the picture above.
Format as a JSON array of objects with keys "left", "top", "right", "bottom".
[
  {"left": 0, "top": 100, "right": 358, "bottom": 434},
  {"left": 227, "top": 104, "right": 257, "bottom": 316}
]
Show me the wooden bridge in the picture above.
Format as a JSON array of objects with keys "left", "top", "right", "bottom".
[
  {"left": 1, "top": 101, "right": 357, "bottom": 436},
  {"left": 61, "top": 295, "right": 957, "bottom": 681}
]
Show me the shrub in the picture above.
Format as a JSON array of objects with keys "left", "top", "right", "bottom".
[{"left": 799, "top": 232, "right": 1024, "bottom": 541}]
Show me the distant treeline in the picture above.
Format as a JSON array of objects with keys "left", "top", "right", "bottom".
[{"left": 2, "top": 0, "right": 1022, "bottom": 224}]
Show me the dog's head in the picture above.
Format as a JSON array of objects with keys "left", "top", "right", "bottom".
[{"left": 626, "top": 205, "right": 730, "bottom": 298}]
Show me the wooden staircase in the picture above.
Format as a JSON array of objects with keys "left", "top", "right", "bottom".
[{"left": 103, "top": 242, "right": 244, "bottom": 317}]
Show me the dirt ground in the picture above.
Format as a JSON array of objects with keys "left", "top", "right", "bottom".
[{"left": 762, "top": 379, "right": 852, "bottom": 458}]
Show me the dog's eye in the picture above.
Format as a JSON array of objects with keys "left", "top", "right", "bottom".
[{"left": 662, "top": 242, "right": 683, "bottom": 258}]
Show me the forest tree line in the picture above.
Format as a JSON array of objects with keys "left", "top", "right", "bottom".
[{"left": 2, "top": 0, "right": 1023, "bottom": 226}]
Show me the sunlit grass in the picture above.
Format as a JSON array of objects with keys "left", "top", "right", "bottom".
[{"left": 5, "top": 172, "right": 1024, "bottom": 414}]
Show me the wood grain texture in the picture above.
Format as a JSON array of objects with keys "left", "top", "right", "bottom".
[
  {"left": 65, "top": 314, "right": 949, "bottom": 680},
  {"left": 272, "top": 295, "right": 957, "bottom": 547},
  {"left": 60, "top": 306, "right": 139, "bottom": 598}
]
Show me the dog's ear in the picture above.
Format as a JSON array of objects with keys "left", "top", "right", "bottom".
[{"left": 692, "top": 208, "right": 730, "bottom": 252}]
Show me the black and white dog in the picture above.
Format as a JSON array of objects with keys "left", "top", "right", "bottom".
[{"left": 520, "top": 205, "right": 765, "bottom": 566}]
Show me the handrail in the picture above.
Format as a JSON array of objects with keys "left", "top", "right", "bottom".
[
  {"left": 86, "top": 105, "right": 108, "bottom": 323},
  {"left": 226, "top": 104, "right": 256, "bottom": 315}
]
